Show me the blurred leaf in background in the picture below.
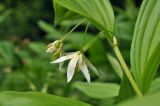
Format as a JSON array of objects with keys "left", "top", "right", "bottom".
[{"left": 0, "top": 0, "right": 53, "bottom": 39}]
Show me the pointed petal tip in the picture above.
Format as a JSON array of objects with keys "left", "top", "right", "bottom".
[
  {"left": 67, "top": 56, "right": 79, "bottom": 84},
  {"left": 80, "top": 64, "right": 91, "bottom": 84},
  {"left": 87, "top": 79, "right": 91, "bottom": 83},
  {"left": 67, "top": 79, "right": 71, "bottom": 83},
  {"left": 86, "top": 76, "right": 91, "bottom": 83}
]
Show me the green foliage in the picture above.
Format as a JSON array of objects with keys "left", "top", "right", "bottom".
[
  {"left": 118, "top": 75, "right": 135, "bottom": 101},
  {"left": 107, "top": 54, "right": 123, "bottom": 79},
  {"left": 0, "top": 42, "right": 15, "bottom": 67},
  {"left": 118, "top": 92, "right": 160, "bottom": 106},
  {"left": 0, "top": 91, "right": 91, "bottom": 106},
  {"left": 53, "top": 2, "right": 77, "bottom": 26},
  {"left": 73, "top": 82, "right": 120, "bottom": 99},
  {"left": 130, "top": 0, "right": 160, "bottom": 93},
  {"left": 54, "top": 0, "right": 115, "bottom": 41},
  {"left": 1, "top": 0, "right": 160, "bottom": 106},
  {"left": 0, "top": 0, "right": 52, "bottom": 38},
  {"left": 149, "top": 78, "right": 160, "bottom": 94},
  {"left": 0, "top": 4, "right": 11, "bottom": 24}
]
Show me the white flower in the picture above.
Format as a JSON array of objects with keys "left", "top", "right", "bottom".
[
  {"left": 50, "top": 51, "right": 100, "bottom": 83},
  {"left": 46, "top": 40, "right": 61, "bottom": 53}
]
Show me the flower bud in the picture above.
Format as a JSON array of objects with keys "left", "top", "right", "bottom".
[{"left": 46, "top": 40, "right": 61, "bottom": 53}]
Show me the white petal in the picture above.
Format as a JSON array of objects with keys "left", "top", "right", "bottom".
[
  {"left": 67, "top": 56, "right": 79, "bottom": 82},
  {"left": 50, "top": 53, "right": 76, "bottom": 64},
  {"left": 78, "top": 57, "right": 90, "bottom": 83},
  {"left": 59, "top": 49, "right": 64, "bottom": 71}
]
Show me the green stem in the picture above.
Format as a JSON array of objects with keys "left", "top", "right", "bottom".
[
  {"left": 82, "top": 31, "right": 104, "bottom": 52},
  {"left": 112, "top": 37, "right": 143, "bottom": 97},
  {"left": 80, "top": 23, "right": 89, "bottom": 51},
  {"left": 60, "top": 18, "right": 86, "bottom": 42}
]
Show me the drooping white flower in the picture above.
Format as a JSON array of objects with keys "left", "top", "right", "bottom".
[
  {"left": 46, "top": 40, "right": 61, "bottom": 53},
  {"left": 50, "top": 51, "right": 100, "bottom": 83}
]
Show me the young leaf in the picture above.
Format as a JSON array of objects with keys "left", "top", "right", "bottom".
[
  {"left": 149, "top": 78, "right": 160, "bottom": 94},
  {"left": 73, "top": 82, "right": 120, "bottom": 99},
  {"left": 130, "top": 0, "right": 160, "bottom": 93},
  {"left": 0, "top": 91, "right": 91, "bottom": 106},
  {"left": 53, "top": 0, "right": 115, "bottom": 41},
  {"left": 107, "top": 53, "right": 123, "bottom": 79}
]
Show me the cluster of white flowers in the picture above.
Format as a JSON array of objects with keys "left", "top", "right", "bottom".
[{"left": 46, "top": 40, "right": 99, "bottom": 83}]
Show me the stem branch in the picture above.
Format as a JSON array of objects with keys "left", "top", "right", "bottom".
[
  {"left": 112, "top": 37, "right": 143, "bottom": 97},
  {"left": 60, "top": 18, "right": 86, "bottom": 42}
]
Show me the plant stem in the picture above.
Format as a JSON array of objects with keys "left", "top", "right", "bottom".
[
  {"left": 82, "top": 31, "right": 104, "bottom": 52},
  {"left": 60, "top": 18, "right": 86, "bottom": 42},
  {"left": 112, "top": 37, "right": 143, "bottom": 97},
  {"left": 80, "top": 23, "right": 89, "bottom": 52}
]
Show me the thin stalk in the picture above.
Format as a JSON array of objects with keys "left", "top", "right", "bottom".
[
  {"left": 112, "top": 37, "right": 143, "bottom": 97},
  {"left": 60, "top": 18, "right": 86, "bottom": 42},
  {"left": 82, "top": 31, "right": 104, "bottom": 52},
  {"left": 81, "top": 23, "right": 89, "bottom": 52}
]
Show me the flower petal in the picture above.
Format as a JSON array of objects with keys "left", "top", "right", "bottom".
[
  {"left": 50, "top": 53, "right": 76, "bottom": 64},
  {"left": 78, "top": 55, "right": 90, "bottom": 83},
  {"left": 67, "top": 55, "right": 79, "bottom": 83},
  {"left": 80, "top": 63, "right": 90, "bottom": 83},
  {"left": 59, "top": 48, "right": 64, "bottom": 71}
]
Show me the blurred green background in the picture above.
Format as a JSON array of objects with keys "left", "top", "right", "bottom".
[{"left": 0, "top": 0, "right": 142, "bottom": 105}]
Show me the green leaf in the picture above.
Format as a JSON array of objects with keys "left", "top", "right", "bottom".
[
  {"left": 0, "top": 4, "right": 5, "bottom": 11},
  {"left": 28, "top": 42, "right": 46, "bottom": 55},
  {"left": 115, "top": 20, "right": 133, "bottom": 41},
  {"left": 73, "top": 82, "right": 120, "bottom": 99},
  {"left": 119, "top": 75, "right": 135, "bottom": 102},
  {"left": 149, "top": 78, "right": 160, "bottom": 94},
  {"left": 130, "top": 0, "right": 160, "bottom": 93},
  {"left": 53, "top": 2, "right": 78, "bottom": 25},
  {"left": 38, "top": 20, "right": 62, "bottom": 38},
  {"left": 107, "top": 53, "right": 123, "bottom": 79},
  {"left": 118, "top": 92, "right": 160, "bottom": 106},
  {"left": 53, "top": 0, "right": 115, "bottom": 41},
  {"left": 0, "top": 42, "right": 15, "bottom": 66},
  {"left": 0, "top": 10, "right": 11, "bottom": 23},
  {"left": 0, "top": 91, "right": 91, "bottom": 106}
]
